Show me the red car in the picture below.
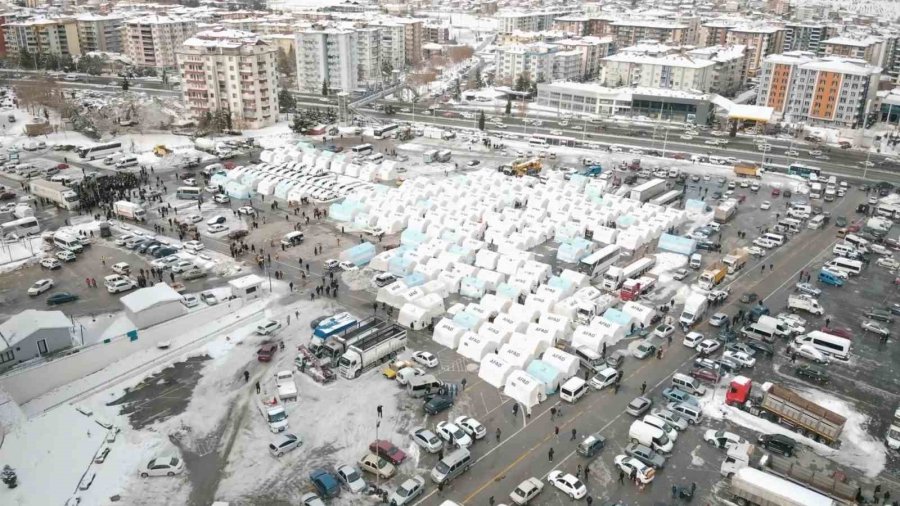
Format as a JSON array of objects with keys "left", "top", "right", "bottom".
[
  {"left": 690, "top": 367, "right": 719, "bottom": 383},
  {"left": 672, "top": 152, "right": 689, "bottom": 160},
  {"left": 771, "top": 188, "right": 781, "bottom": 196},
  {"left": 847, "top": 223, "right": 861, "bottom": 233},
  {"left": 820, "top": 326, "right": 853, "bottom": 339},
  {"left": 257, "top": 343, "right": 278, "bottom": 362},
  {"left": 368, "top": 440, "right": 407, "bottom": 465},
  {"left": 56, "top": 163, "right": 69, "bottom": 169}
]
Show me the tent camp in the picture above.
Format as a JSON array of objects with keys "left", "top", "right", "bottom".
[
  {"left": 492, "top": 313, "right": 528, "bottom": 334},
  {"left": 571, "top": 326, "right": 606, "bottom": 353},
  {"left": 459, "top": 276, "right": 488, "bottom": 299},
  {"left": 457, "top": 332, "right": 498, "bottom": 363},
  {"left": 541, "top": 348, "right": 580, "bottom": 379},
  {"left": 526, "top": 360, "right": 563, "bottom": 394},
  {"left": 498, "top": 343, "right": 535, "bottom": 369},
  {"left": 525, "top": 322, "right": 556, "bottom": 349},
  {"left": 376, "top": 281, "right": 408, "bottom": 308},
  {"left": 504, "top": 370, "right": 546, "bottom": 409},
  {"left": 524, "top": 294, "right": 554, "bottom": 315},
  {"left": 621, "top": 301, "right": 656, "bottom": 328},
  {"left": 478, "top": 355, "right": 517, "bottom": 389},
  {"left": 452, "top": 310, "right": 482, "bottom": 331},
  {"left": 590, "top": 316, "right": 627, "bottom": 343},
  {"left": 433, "top": 318, "right": 465, "bottom": 349},
  {"left": 495, "top": 283, "right": 523, "bottom": 302},
  {"left": 479, "top": 293, "right": 512, "bottom": 316},
  {"left": 539, "top": 313, "right": 572, "bottom": 341},
  {"left": 477, "top": 323, "right": 512, "bottom": 346}
]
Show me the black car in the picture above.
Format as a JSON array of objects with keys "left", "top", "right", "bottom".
[
  {"left": 864, "top": 308, "right": 894, "bottom": 323},
  {"left": 794, "top": 364, "right": 828, "bottom": 384},
  {"left": 577, "top": 432, "right": 607, "bottom": 457},
  {"left": 423, "top": 394, "right": 453, "bottom": 415},
  {"left": 153, "top": 247, "right": 178, "bottom": 258},
  {"left": 744, "top": 340, "right": 774, "bottom": 357},
  {"left": 835, "top": 216, "right": 847, "bottom": 227},
  {"left": 758, "top": 434, "right": 796, "bottom": 457},
  {"left": 47, "top": 292, "right": 79, "bottom": 305},
  {"left": 696, "top": 241, "right": 721, "bottom": 252}
]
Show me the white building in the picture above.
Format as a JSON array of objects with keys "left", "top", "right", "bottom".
[
  {"left": 495, "top": 44, "right": 555, "bottom": 85},
  {"left": 371, "top": 21, "right": 405, "bottom": 71},
  {"left": 76, "top": 14, "right": 125, "bottom": 54},
  {"left": 0, "top": 310, "right": 73, "bottom": 367},
  {"left": 296, "top": 27, "right": 358, "bottom": 94},
  {"left": 120, "top": 283, "right": 187, "bottom": 329},
  {"left": 356, "top": 26, "right": 383, "bottom": 86},
  {"left": 686, "top": 45, "right": 747, "bottom": 96},
  {"left": 498, "top": 7, "right": 580, "bottom": 34},
  {"left": 125, "top": 16, "right": 197, "bottom": 68},
  {"left": 176, "top": 29, "right": 279, "bottom": 129},
  {"left": 600, "top": 52, "right": 715, "bottom": 92}
]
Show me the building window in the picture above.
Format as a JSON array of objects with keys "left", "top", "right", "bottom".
[{"left": 0, "top": 350, "right": 13, "bottom": 364}]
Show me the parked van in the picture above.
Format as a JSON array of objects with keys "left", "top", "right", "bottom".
[
  {"left": 560, "top": 377, "right": 588, "bottom": 403},
  {"left": 844, "top": 234, "right": 870, "bottom": 253},
  {"left": 628, "top": 420, "right": 673, "bottom": 453},
  {"left": 642, "top": 414, "right": 678, "bottom": 442},
  {"left": 818, "top": 269, "right": 844, "bottom": 287},
  {"left": 281, "top": 231, "right": 304, "bottom": 247},
  {"left": 757, "top": 315, "right": 792, "bottom": 338},
  {"left": 832, "top": 244, "right": 858, "bottom": 259},
  {"left": 53, "top": 231, "right": 83, "bottom": 253},
  {"left": 826, "top": 257, "right": 863, "bottom": 276},
  {"left": 366, "top": 153, "right": 385, "bottom": 163},
  {"left": 671, "top": 373, "right": 707, "bottom": 396},
  {"left": 807, "top": 215, "right": 825, "bottom": 230},
  {"left": 430, "top": 448, "right": 471, "bottom": 484},
  {"left": 741, "top": 322, "right": 776, "bottom": 343},
  {"left": 794, "top": 330, "right": 850, "bottom": 361},
  {"left": 762, "top": 233, "right": 785, "bottom": 246},
  {"left": 407, "top": 375, "right": 442, "bottom": 398},
  {"left": 667, "top": 402, "right": 703, "bottom": 424},
  {"left": 574, "top": 346, "right": 605, "bottom": 373},
  {"left": 689, "top": 253, "right": 702, "bottom": 269},
  {"left": 116, "top": 156, "right": 138, "bottom": 169}
]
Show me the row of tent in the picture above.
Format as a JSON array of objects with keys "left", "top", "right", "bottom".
[{"left": 259, "top": 142, "right": 400, "bottom": 182}]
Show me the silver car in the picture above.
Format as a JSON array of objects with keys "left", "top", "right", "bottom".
[
  {"left": 411, "top": 427, "right": 443, "bottom": 453},
  {"left": 336, "top": 464, "right": 366, "bottom": 493},
  {"left": 626, "top": 396, "right": 652, "bottom": 417},
  {"left": 268, "top": 433, "right": 301, "bottom": 457},
  {"left": 388, "top": 476, "right": 425, "bottom": 506}
]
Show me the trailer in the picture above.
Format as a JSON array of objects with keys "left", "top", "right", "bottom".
[
  {"left": 602, "top": 256, "right": 655, "bottom": 291},
  {"left": 721, "top": 443, "right": 857, "bottom": 504},
  {"left": 725, "top": 377, "right": 846, "bottom": 445},
  {"left": 715, "top": 200, "right": 738, "bottom": 223},
  {"left": 629, "top": 178, "right": 666, "bottom": 202},
  {"left": 113, "top": 200, "right": 146, "bottom": 221},
  {"left": 723, "top": 249, "right": 748, "bottom": 274},
  {"left": 423, "top": 149, "right": 438, "bottom": 163},
  {"left": 318, "top": 318, "right": 397, "bottom": 365},
  {"left": 730, "top": 467, "right": 838, "bottom": 506},
  {"left": 29, "top": 179, "right": 80, "bottom": 210},
  {"left": 310, "top": 312, "right": 358, "bottom": 353},
  {"left": 338, "top": 319, "right": 408, "bottom": 379}
]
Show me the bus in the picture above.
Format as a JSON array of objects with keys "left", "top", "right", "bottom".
[
  {"left": 76, "top": 142, "right": 123, "bottom": 160},
  {"left": 787, "top": 163, "right": 822, "bottom": 179},
  {"left": 373, "top": 124, "right": 398, "bottom": 139},
  {"left": 1, "top": 216, "right": 40, "bottom": 239},
  {"left": 528, "top": 137, "right": 549, "bottom": 147},
  {"left": 176, "top": 186, "right": 201, "bottom": 200},
  {"left": 579, "top": 244, "right": 621, "bottom": 280},
  {"left": 650, "top": 190, "right": 683, "bottom": 207},
  {"left": 351, "top": 144, "right": 374, "bottom": 156}
]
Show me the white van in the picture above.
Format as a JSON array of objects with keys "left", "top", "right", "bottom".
[
  {"left": 832, "top": 244, "right": 858, "bottom": 259},
  {"left": 280, "top": 231, "right": 304, "bottom": 247},
  {"left": 794, "top": 331, "right": 850, "bottom": 361},
  {"left": 560, "top": 377, "right": 588, "bottom": 403},
  {"left": 762, "top": 233, "right": 785, "bottom": 246},
  {"left": 844, "top": 234, "right": 870, "bottom": 253},
  {"left": 642, "top": 414, "right": 678, "bottom": 442},
  {"left": 53, "top": 231, "right": 83, "bottom": 253},
  {"left": 407, "top": 375, "right": 442, "bottom": 398},
  {"left": 807, "top": 215, "right": 825, "bottom": 230},
  {"left": 671, "top": 373, "right": 707, "bottom": 396},
  {"left": 431, "top": 448, "right": 471, "bottom": 484},
  {"left": 116, "top": 156, "right": 138, "bottom": 169},
  {"left": 628, "top": 420, "right": 673, "bottom": 453},
  {"left": 689, "top": 253, "right": 702, "bottom": 269}
]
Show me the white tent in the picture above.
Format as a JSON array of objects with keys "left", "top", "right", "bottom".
[
  {"left": 492, "top": 313, "right": 528, "bottom": 334},
  {"left": 457, "top": 332, "right": 498, "bottom": 363},
  {"left": 559, "top": 269, "right": 590, "bottom": 289},
  {"left": 621, "top": 301, "right": 656, "bottom": 328},
  {"left": 433, "top": 318, "right": 465, "bottom": 349},
  {"left": 503, "top": 370, "right": 546, "bottom": 409},
  {"left": 552, "top": 297, "right": 581, "bottom": 321},
  {"left": 479, "top": 293, "right": 513, "bottom": 316},
  {"left": 524, "top": 294, "right": 554, "bottom": 315},
  {"left": 539, "top": 313, "right": 572, "bottom": 341},
  {"left": 476, "top": 269, "right": 506, "bottom": 291},
  {"left": 459, "top": 276, "right": 487, "bottom": 299},
  {"left": 525, "top": 322, "right": 556, "bottom": 349},
  {"left": 376, "top": 281, "right": 408, "bottom": 308},
  {"left": 478, "top": 355, "right": 517, "bottom": 389},
  {"left": 541, "top": 348, "right": 580, "bottom": 379},
  {"left": 590, "top": 317, "right": 627, "bottom": 343},
  {"left": 499, "top": 342, "right": 535, "bottom": 369},
  {"left": 437, "top": 270, "right": 466, "bottom": 294},
  {"left": 507, "top": 304, "right": 539, "bottom": 326},
  {"left": 475, "top": 249, "right": 499, "bottom": 270},
  {"left": 535, "top": 285, "right": 565, "bottom": 304},
  {"left": 571, "top": 326, "right": 606, "bottom": 353},
  {"left": 397, "top": 303, "right": 433, "bottom": 330},
  {"left": 421, "top": 279, "right": 449, "bottom": 298},
  {"left": 477, "top": 323, "right": 512, "bottom": 346}
]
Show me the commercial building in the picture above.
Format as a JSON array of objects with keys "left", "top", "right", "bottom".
[
  {"left": 176, "top": 29, "right": 279, "bottom": 129},
  {"left": 757, "top": 53, "right": 881, "bottom": 128},
  {"left": 600, "top": 52, "right": 715, "bottom": 92},
  {"left": 2, "top": 18, "right": 81, "bottom": 59},
  {"left": 125, "top": 16, "right": 197, "bottom": 68},
  {"left": 296, "top": 27, "right": 358, "bottom": 94},
  {"left": 610, "top": 20, "right": 689, "bottom": 48},
  {"left": 0, "top": 310, "right": 73, "bottom": 367},
  {"left": 726, "top": 24, "right": 785, "bottom": 78},
  {"left": 536, "top": 81, "right": 713, "bottom": 123},
  {"left": 686, "top": 45, "right": 747, "bottom": 96},
  {"left": 76, "top": 14, "right": 125, "bottom": 54}
]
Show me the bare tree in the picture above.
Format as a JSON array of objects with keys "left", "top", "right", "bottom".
[{"left": 446, "top": 45, "right": 474, "bottom": 63}]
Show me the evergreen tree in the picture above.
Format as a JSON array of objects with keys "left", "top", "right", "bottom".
[
  {"left": 514, "top": 73, "right": 529, "bottom": 92},
  {"left": 474, "top": 67, "right": 483, "bottom": 87},
  {"left": 505, "top": 97, "right": 511, "bottom": 115},
  {"left": 278, "top": 89, "right": 296, "bottom": 112},
  {"left": 477, "top": 110, "right": 485, "bottom": 131},
  {"left": 453, "top": 78, "right": 461, "bottom": 100},
  {"left": 321, "top": 79, "right": 328, "bottom": 96},
  {"left": 121, "top": 77, "right": 130, "bottom": 91}
]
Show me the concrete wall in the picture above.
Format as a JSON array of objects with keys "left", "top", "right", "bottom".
[{"left": 0, "top": 298, "right": 260, "bottom": 405}]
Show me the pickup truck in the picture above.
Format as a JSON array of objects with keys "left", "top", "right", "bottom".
[{"left": 275, "top": 370, "right": 298, "bottom": 401}]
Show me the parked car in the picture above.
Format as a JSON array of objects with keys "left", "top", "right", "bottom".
[
  {"left": 632, "top": 340, "right": 656, "bottom": 359},
  {"left": 453, "top": 416, "right": 487, "bottom": 439},
  {"left": 387, "top": 476, "right": 426, "bottom": 506},
  {"left": 861, "top": 320, "right": 890, "bottom": 337},
  {"left": 795, "top": 282, "right": 821, "bottom": 297},
  {"left": 546, "top": 471, "right": 587, "bottom": 499},
  {"left": 509, "top": 477, "right": 544, "bottom": 505},
  {"left": 649, "top": 409, "right": 688, "bottom": 431},
  {"left": 436, "top": 421, "right": 473, "bottom": 448},
  {"left": 411, "top": 427, "right": 443, "bottom": 453},
  {"left": 56, "top": 249, "right": 76, "bottom": 262},
  {"left": 723, "top": 349, "right": 756, "bottom": 368},
  {"left": 625, "top": 442, "right": 666, "bottom": 469},
  {"left": 704, "top": 430, "right": 746, "bottom": 450},
  {"left": 336, "top": 464, "right": 366, "bottom": 493},
  {"left": 576, "top": 432, "right": 606, "bottom": 457},
  {"left": 256, "top": 320, "right": 283, "bottom": 335},
  {"left": 683, "top": 331, "right": 704, "bottom": 348},
  {"left": 794, "top": 364, "right": 829, "bottom": 384},
  {"left": 626, "top": 396, "right": 652, "bottom": 416},
  {"left": 792, "top": 343, "right": 829, "bottom": 364},
  {"left": 696, "top": 339, "right": 721, "bottom": 356},
  {"left": 423, "top": 394, "right": 453, "bottom": 415},
  {"left": 368, "top": 440, "right": 407, "bottom": 465},
  {"left": 27, "top": 278, "right": 54, "bottom": 296},
  {"left": 40, "top": 258, "right": 62, "bottom": 269},
  {"left": 138, "top": 456, "right": 184, "bottom": 477},
  {"left": 864, "top": 308, "right": 894, "bottom": 323},
  {"left": 758, "top": 433, "right": 797, "bottom": 457},
  {"left": 412, "top": 350, "right": 439, "bottom": 368},
  {"left": 613, "top": 456, "right": 655, "bottom": 484},
  {"left": 269, "top": 433, "right": 302, "bottom": 457},
  {"left": 357, "top": 452, "right": 395, "bottom": 479},
  {"left": 661, "top": 387, "right": 697, "bottom": 405}
]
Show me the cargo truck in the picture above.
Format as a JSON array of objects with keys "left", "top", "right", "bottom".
[
  {"left": 620, "top": 275, "right": 656, "bottom": 301},
  {"left": 714, "top": 200, "right": 738, "bottom": 223},
  {"left": 310, "top": 312, "right": 358, "bottom": 354},
  {"left": 29, "top": 179, "right": 80, "bottom": 210},
  {"left": 257, "top": 395, "right": 288, "bottom": 433},
  {"left": 725, "top": 377, "right": 846, "bottom": 445},
  {"left": 629, "top": 178, "right": 667, "bottom": 202},
  {"left": 602, "top": 256, "right": 656, "bottom": 291},
  {"left": 338, "top": 322, "right": 408, "bottom": 378},
  {"left": 318, "top": 318, "right": 398, "bottom": 365},
  {"left": 679, "top": 293, "right": 708, "bottom": 328},
  {"left": 787, "top": 294, "right": 824, "bottom": 315},
  {"left": 721, "top": 443, "right": 855, "bottom": 504},
  {"left": 734, "top": 163, "right": 760, "bottom": 178},
  {"left": 113, "top": 200, "right": 146, "bottom": 221},
  {"left": 722, "top": 249, "right": 748, "bottom": 274},
  {"left": 729, "top": 466, "right": 839, "bottom": 506},
  {"left": 698, "top": 265, "right": 726, "bottom": 290}
]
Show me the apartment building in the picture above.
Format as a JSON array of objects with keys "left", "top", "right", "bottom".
[
  {"left": 757, "top": 53, "right": 880, "bottom": 128},
  {"left": 698, "top": 19, "right": 739, "bottom": 47},
  {"left": 553, "top": 15, "right": 590, "bottom": 37},
  {"left": 600, "top": 52, "right": 715, "bottom": 92},
  {"left": 176, "top": 29, "right": 278, "bottom": 129},
  {"left": 553, "top": 36, "right": 614, "bottom": 80},
  {"left": 2, "top": 18, "right": 80, "bottom": 58},
  {"left": 398, "top": 18, "right": 423, "bottom": 65},
  {"left": 686, "top": 45, "right": 747, "bottom": 97},
  {"left": 371, "top": 21, "right": 405, "bottom": 71},
  {"left": 822, "top": 35, "right": 889, "bottom": 67},
  {"left": 76, "top": 14, "right": 124, "bottom": 54},
  {"left": 610, "top": 20, "right": 689, "bottom": 48},
  {"left": 498, "top": 7, "right": 579, "bottom": 34},
  {"left": 295, "top": 27, "right": 358, "bottom": 94},
  {"left": 424, "top": 22, "right": 451, "bottom": 44},
  {"left": 782, "top": 23, "right": 834, "bottom": 54},
  {"left": 494, "top": 44, "right": 554, "bottom": 84},
  {"left": 125, "top": 16, "right": 197, "bottom": 68},
  {"left": 356, "top": 26, "right": 382, "bottom": 86},
  {"left": 725, "top": 24, "right": 784, "bottom": 79}
]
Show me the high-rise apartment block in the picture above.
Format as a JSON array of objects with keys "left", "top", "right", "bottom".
[
  {"left": 76, "top": 14, "right": 124, "bottom": 54},
  {"left": 2, "top": 18, "right": 80, "bottom": 58},
  {"left": 125, "top": 16, "right": 197, "bottom": 68},
  {"left": 295, "top": 27, "right": 358, "bottom": 94}
]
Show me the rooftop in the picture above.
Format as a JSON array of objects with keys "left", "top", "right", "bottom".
[
  {"left": 183, "top": 29, "right": 267, "bottom": 49},
  {"left": 799, "top": 57, "right": 880, "bottom": 76},
  {"left": 0, "top": 310, "right": 71, "bottom": 351},
  {"left": 603, "top": 52, "right": 716, "bottom": 69},
  {"left": 823, "top": 35, "right": 882, "bottom": 47},
  {"left": 120, "top": 283, "right": 184, "bottom": 313}
]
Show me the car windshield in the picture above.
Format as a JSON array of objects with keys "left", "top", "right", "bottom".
[
  {"left": 346, "top": 470, "right": 360, "bottom": 481},
  {"left": 435, "top": 461, "right": 450, "bottom": 474}
]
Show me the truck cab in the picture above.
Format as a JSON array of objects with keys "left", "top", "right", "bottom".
[{"left": 257, "top": 396, "right": 288, "bottom": 433}]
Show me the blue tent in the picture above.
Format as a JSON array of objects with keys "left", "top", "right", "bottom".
[
  {"left": 496, "top": 283, "right": 522, "bottom": 301},
  {"left": 526, "top": 360, "right": 562, "bottom": 394},
  {"left": 452, "top": 311, "right": 481, "bottom": 330},
  {"left": 400, "top": 229, "right": 428, "bottom": 246},
  {"left": 340, "top": 242, "right": 376, "bottom": 266},
  {"left": 685, "top": 199, "right": 707, "bottom": 213},
  {"left": 403, "top": 272, "right": 427, "bottom": 287},
  {"left": 657, "top": 233, "right": 697, "bottom": 256},
  {"left": 602, "top": 308, "right": 632, "bottom": 327},
  {"left": 546, "top": 276, "right": 573, "bottom": 293}
]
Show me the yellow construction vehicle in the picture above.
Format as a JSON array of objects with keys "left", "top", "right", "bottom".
[
  {"left": 500, "top": 158, "right": 542, "bottom": 177},
  {"left": 153, "top": 145, "right": 171, "bottom": 157}
]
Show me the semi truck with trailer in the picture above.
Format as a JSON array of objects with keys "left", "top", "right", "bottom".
[
  {"left": 318, "top": 318, "right": 400, "bottom": 365},
  {"left": 728, "top": 466, "right": 839, "bottom": 506},
  {"left": 29, "top": 179, "right": 80, "bottom": 210},
  {"left": 113, "top": 200, "right": 146, "bottom": 221},
  {"left": 338, "top": 320, "right": 408, "bottom": 379},
  {"left": 725, "top": 377, "right": 846, "bottom": 445},
  {"left": 629, "top": 178, "right": 666, "bottom": 202},
  {"left": 309, "top": 312, "right": 358, "bottom": 354}
]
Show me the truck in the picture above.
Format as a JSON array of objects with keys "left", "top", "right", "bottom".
[
  {"left": 729, "top": 466, "right": 839, "bottom": 506},
  {"left": 722, "top": 443, "right": 855, "bottom": 504},
  {"left": 620, "top": 275, "right": 656, "bottom": 301},
  {"left": 698, "top": 265, "right": 726, "bottom": 290},
  {"left": 714, "top": 200, "right": 738, "bottom": 223},
  {"left": 318, "top": 318, "right": 398, "bottom": 365},
  {"left": 436, "top": 150, "right": 452, "bottom": 162},
  {"left": 257, "top": 395, "right": 288, "bottom": 433},
  {"left": 575, "top": 293, "right": 616, "bottom": 325},
  {"left": 602, "top": 256, "right": 656, "bottom": 291},
  {"left": 274, "top": 370, "right": 298, "bottom": 402},
  {"left": 113, "top": 200, "right": 146, "bottom": 221},
  {"left": 629, "top": 178, "right": 666, "bottom": 202},
  {"left": 309, "top": 312, "right": 358, "bottom": 354},
  {"left": 787, "top": 294, "right": 824, "bottom": 315},
  {"left": 501, "top": 158, "right": 541, "bottom": 177},
  {"left": 679, "top": 293, "right": 708, "bottom": 328},
  {"left": 581, "top": 165, "right": 602, "bottom": 177},
  {"left": 29, "top": 179, "right": 80, "bottom": 210},
  {"left": 338, "top": 321, "right": 408, "bottom": 379},
  {"left": 722, "top": 249, "right": 748, "bottom": 274},
  {"left": 725, "top": 377, "right": 846, "bottom": 445},
  {"left": 423, "top": 127, "right": 454, "bottom": 140},
  {"left": 423, "top": 149, "right": 438, "bottom": 163},
  {"left": 734, "top": 162, "right": 760, "bottom": 178}
]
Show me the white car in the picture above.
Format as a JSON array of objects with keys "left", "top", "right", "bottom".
[
  {"left": 760, "top": 200, "right": 771, "bottom": 210},
  {"left": 680, "top": 134, "right": 693, "bottom": 140},
  {"left": 204, "top": 185, "right": 218, "bottom": 193},
  {"left": 753, "top": 238, "right": 777, "bottom": 249},
  {"left": 153, "top": 255, "right": 181, "bottom": 269},
  {"left": 696, "top": 339, "right": 721, "bottom": 356},
  {"left": 453, "top": 416, "right": 487, "bottom": 439},
  {"left": 613, "top": 455, "right": 655, "bottom": 484},
  {"left": 201, "top": 291, "right": 218, "bottom": 305},
  {"left": 300, "top": 492, "right": 325, "bottom": 506},
  {"left": 412, "top": 350, "right": 439, "bottom": 368},
  {"left": 206, "top": 215, "right": 226, "bottom": 226},
  {"left": 207, "top": 223, "right": 228, "bottom": 234},
  {"left": 785, "top": 150, "right": 800, "bottom": 157},
  {"left": 411, "top": 427, "right": 443, "bottom": 453},
  {"left": 673, "top": 268, "right": 689, "bottom": 281},
  {"left": 256, "top": 320, "right": 283, "bottom": 335},
  {"left": 709, "top": 313, "right": 728, "bottom": 327},
  {"left": 723, "top": 349, "right": 756, "bottom": 368},
  {"left": 338, "top": 261, "right": 358, "bottom": 271},
  {"left": 182, "top": 294, "right": 200, "bottom": 308},
  {"left": 213, "top": 194, "right": 230, "bottom": 203},
  {"left": 747, "top": 246, "right": 766, "bottom": 257},
  {"left": 509, "top": 477, "right": 544, "bottom": 505},
  {"left": 269, "top": 433, "right": 302, "bottom": 457},
  {"left": 170, "top": 260, "right": 194, "bottom": 273},
  {"left": 793, "top": 343, "right": 829, "bottom": 364},
  {"left": 111, "top": 262, "right": 131, "bottom": 275},
  {"left": 546, "top": 470, "right": 587, "bottom": 499},
  {"left": 435, "top": 421, "right": 473, "bottom": 448},
  {"left": 28, "top": 278, "right": 54, "bottom": 296},
  {"left": 876, "top": 257, "right": 900, "bottom": 270},
  {"left": 115, "top": 234, "right": 133, "bottom": 246},
  {"left": 861, "top": 320, "right": 890, "bottom": 337},
  {"left": 652, "top": 324, "right": 675, "bottom": 340},
  {"left": 107, "top": 278, "right": 136, "bottom": 294},
  {"left": 183, "top": 240, "right": 204, "bottom": 252},
  {"left": 704, "top": 430, "right": 746, "bottom": 449},
  {"left": 650, "top": 409, "right": 688, "bottom": 431},
  {"left": 388, "top": 476, "right": 426, "bottom": 506},
  {"left": 138, "top": 456, "right": 185, "bottom": 478},
  {"left": 238, "top": 206, "right": 256, "bottom": 215},
  {"left": 184, "top": 214, "right": 202, "bottom": 224},
  {"left": 336, "top": 464, "right": 366, "bottom": 494},
  {"left": 56, "top": 249, "right": 76, "bottom": 262},
  {"left": 183, "top": 178, "right": 196, "bottom": 186},
  {"left": 683, "top": 332, "right": 704, "bottom": 348}
]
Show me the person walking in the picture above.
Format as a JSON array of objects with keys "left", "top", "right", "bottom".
[
  {"left": 550, "top": 407, "right": 556, "bottom": 419},
  {"left": 641, "top": 381, "right": 647, "bottom": 395},
  {"left": 548, "top": 448, "right": 554, "bottom": 461},
  {"left": 255, "top": 381, "right": 260, "bottom": 394},
  {"left": 554, "top": 425, "right": 560, "bottom": 438},
  {"left": 512, "top": 404, "right": 518, "bottom": 417},
  {"left": 243, "top": 370, "right": 249, "bottom": 382},
  {"left": 672, "top": 485, "right": 678, "bottom": 498},
  {"left": 618, "top": 469, "right": 625, "bottom": 484},
  {"left": 489, "top": 496, "right": 495, "bottom": 506},
  {"left": 586, "top": 496, "right": 593, "bottom": 506},
  {"left": 495, "top": 427, "right": 501, "bottom": 441},
  {"left": 377, "top": 405, "right": 383, "bottom": 418},
  {"left": 571, "top": 428, "right": 577, "bottom": 441}
]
